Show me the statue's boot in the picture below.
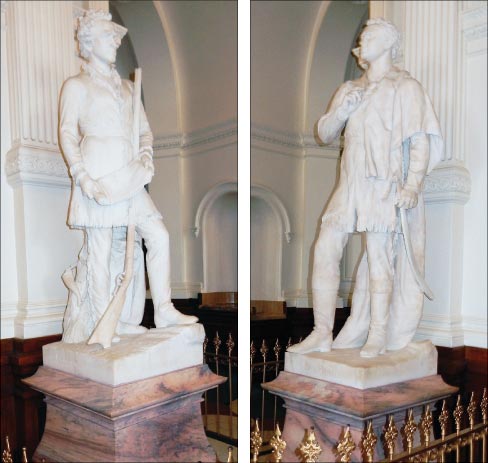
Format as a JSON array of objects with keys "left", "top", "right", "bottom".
[
  {"left": 287, "top": 289, "right": 336, "bottom": 354},
  {"left": 359, "top": 292, "right": 391, "bottom": 358},
  {"left": 154, "top": 301, "right": 198, "bottom": 328},
  {"left": 116, "top": 321, "right": 148, "bottom": 335}
]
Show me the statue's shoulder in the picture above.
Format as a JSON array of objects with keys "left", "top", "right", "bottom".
[
  {"left": 390, "top": 68, "right": 423, "bottom": 93},
  {"left": 61, "top": 73, "right": 89, "bottom": 96}
]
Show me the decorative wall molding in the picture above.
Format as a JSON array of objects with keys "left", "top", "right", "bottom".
[
  {"left": 181, "top": 119, "right": 237, "bottom": 157},
  {"left": 13, "top": 300, "right": 66, "bottom": 339},
  {"left": 424, "top": 163, "right": 471, "bottom": 204},
  {"left": 153, "top": 133, "right": 182, "bottom": 158},
  {"left": 462, "top": 315, "right": 488, "bottom": 348},
  {"left": 5, "top": 145, "right": 70, "bottom": 188},
  {"left": 251, "top": 184, "right": 293, "bottom": 243},
  {"left": 193, "top": 181, "right": 237, "bottom": 238},
  {"left": 251, "top": 124, "right": 303, "bottom": 158}
]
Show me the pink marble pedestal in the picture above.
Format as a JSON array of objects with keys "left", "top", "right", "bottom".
[
  {"left": 24, "top": 365, "right": 226, "bottom": 462},
  {"left": 262, "top": 372, "right": 457, "bottom": 462}
]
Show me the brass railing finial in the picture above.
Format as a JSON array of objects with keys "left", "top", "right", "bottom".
[
  {"left": 213, "top": 331, "right": 222, "bottom": 354},
  {"left": 419, "top": 404, "right": 433, "bottom": 446},
  {"left": 226, "top": 446, "right": 234, "bottom": 463},
  {"left": 439, "top": 399, "right": 449, "bottom": 439},
  {"left": 360, "top": 420, "right": 377, "bottom": 462},
  {"left": 250, "top": 418, "right": 263, "bottom": 463},
  {"left": 402, "top": 408, "right": 417, "bottom": 452},
  {"left": 2, "top": 436, "right": 12, "bottom": 463},
  {"left": 453, "top": 394, "right": 464, "bottom": 434},
  {"left": 467, "top": 391, "right": 477, "bottom": 429},
  {"left": 21, "top": 448, "right": 28, "bottom": 463},
  {"left": 299, "top": 427, "right": 323, "bottom": 463},
  {"left": 273, "top": 338, "right": 282, "bottom": 360},
  {"left": 226, "top": 332, "right": 235, "bottom": 356},
  {"left": 260, "top": 339, "right": 269, "bottom": 361},
  {"left": 383, "top": 415, "right": 399, "bottom": 460},
  {"left": 286, "top": 337, "right": 292, "bottom": 351},
  {"left": 270, "top": 423, "right": 287, "bottom": 462},
  {"left": 250, "top": 340, "right": 257, "bottom": 365},
  {"left": 480, "top": 387, "right": 487, "bottom": 423}
]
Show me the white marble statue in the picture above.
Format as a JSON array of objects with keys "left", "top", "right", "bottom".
[
  {"left": 289, "top": 18, "right": 443, "bottom": 358},
  {"left": 59, "top": 10, "right": 197, "bottom": 344}
]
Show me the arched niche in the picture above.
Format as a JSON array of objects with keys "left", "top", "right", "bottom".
[
  {"left": 109, "top": 1, "right": 179, "bottom": 136},
  {"left": 250, "top": 185, "right": 292, "bottom": 313},
  {"left": 304, "top": 1, "right": 368, "bottom": 133},
  {"left": 194, "top": 182, "right": 238, "bottom": 294}
]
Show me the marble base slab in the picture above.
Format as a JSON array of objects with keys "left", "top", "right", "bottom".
[
  {"left": 43, "top": 324, "right": 205, "bottom": 386},
  {"left": 285, "top": 340, "right": 437, "bottom": 389},
  {"left": 262, "top": 372, "right": 457, "bottom": 462},
  {"left": 24, "top": 365, "right": 226, "bottom": 462}
]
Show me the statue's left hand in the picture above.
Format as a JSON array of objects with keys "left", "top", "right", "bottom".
[
  {"left": 140, "top": 153, "right": 154, "bottom": 175},
  {"left": 396, "top": 188, "right": 418, "bottom": 209}
]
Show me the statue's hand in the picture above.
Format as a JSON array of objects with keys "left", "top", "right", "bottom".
[
  {"left": 396, "top": 188, "right": 418, "bottom": 209},
  {"left": 79, "top": 174, "right": 103, "bottom": 200},
  {"left": 337, "top": 88, "right": 364, "bottom": 120},
  {"left": 140, "top": 153, "right": 154, "bottom": 175}
]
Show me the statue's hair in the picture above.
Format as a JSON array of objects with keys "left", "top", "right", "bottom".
[
  {"left": 77, "top": 10, "right": 124, "bottom": 60},
  {"left": 365, "top": 18, "right": 401, "bottom": 61}
]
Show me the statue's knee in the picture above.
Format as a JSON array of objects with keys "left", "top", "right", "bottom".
[{"left": 369, "top": 278, "right": 393, "bottom": 294}]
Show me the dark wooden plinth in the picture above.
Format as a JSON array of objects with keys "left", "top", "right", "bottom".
[
  {"left": 263, "top": 372, "right": 458, "bottom": 462},
  {"left": 23, "top": 365, "right": 226, "bottom": 462}
]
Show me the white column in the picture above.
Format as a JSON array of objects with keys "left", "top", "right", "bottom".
[
  {"left": 4, "top": 1, "right": 83, "bottom": 338},
  {"left": 369, "top": 1, "right": 487, "bottom": 347}
]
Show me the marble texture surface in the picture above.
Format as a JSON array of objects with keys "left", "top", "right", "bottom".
[
  {"left": 285, "top": 340, "right": 437, "bottom": 389},
  {"left": 262, "top": 372, "right": 457, "bottom": 462},
  {"left": 24, "top": 365, "right": 226, "bottom": 462},
  {"left": 42, "top": 324, "right": 204, "bottom": 386}
]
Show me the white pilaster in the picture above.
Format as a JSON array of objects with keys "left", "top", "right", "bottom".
[{"left": 4, "top": 1, "right": 82, "bottom": 339}]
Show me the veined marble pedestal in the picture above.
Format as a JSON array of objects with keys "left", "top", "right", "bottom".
[
  {"left": 23, "top": 325, "right": 226, "bottom": 462},
  {"left": 263, "top": 342, "right": 457, "bottom": 462}
]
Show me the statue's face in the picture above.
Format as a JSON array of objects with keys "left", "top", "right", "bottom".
[
  {"left": 89, "top": 20, "right": 120, "bottom": 65},
  {"left": 359, "top": 25, "right": 391, "bottom": 63}
]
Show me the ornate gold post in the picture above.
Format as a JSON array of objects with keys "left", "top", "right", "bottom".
[
  {"left": 419, "top": 404, "right": 433, "bottom": 446},
  {"left": 226, "top": 333, "right": 235, "bottom": 439},
  {"left": 402, "top": 408, "right": 417, "bottom": 452},
  {"left": 2, "top": 436, "right": 12, "bottom": 463},
  {"left": 250, "top": 340, "right": 257, "bottom": 390},
  {"left": 273, "top": 339, "right": 281, "bottom": 429},
  {"left": 21, "top": 448, "right": 28, "bottom": 463},
  {"left": 383, "top": 415, "right": 399, "bottom": 460},
  {"left": 299, "top": 427, "right": 323, "bottom": 463},
  {"left": 453, "top": 395, "right": 464, "bottom": 462},
  {"left": 467, "top": 392, "right": 477, "bottom": 462},
  {"left": 203, "top": 335, "right": 209, "bottom": 428},
  {"left": 251, "top": 418, "right": 263, "bottom": 463},
  {"left": 360, "top": 420, "right": 377, "bottom": 462},
  {"left": 260, "top": 340, "right": 269, "bottom": 428},
  {"left": 226, "top": 446, "right": 234, "bottom": 463},
  {"left": 481, "top": 388, "right": 487, "bottom": 463},
  {"left": 270, "top": 423, "right": 286, "bottom": 462},
  {"left": 438, "top": 399, "right": 449, "bottom": 463},
  {"left": 214, "top": 332, "right": 222, "bottom": 435}
]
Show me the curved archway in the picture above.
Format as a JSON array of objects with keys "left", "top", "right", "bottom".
[
  {"left": 303, "top": 1, "right": 368, "bottom": 133},
  {"left": 250, "top": 184, "right": 293, "bottom": 243},
  {"left": 109, "top": 1, "right": 180, "bottom": 136}
]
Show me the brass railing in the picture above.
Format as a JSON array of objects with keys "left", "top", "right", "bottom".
[
  {"left": 1, "top": 436, "right": 42, "bottom": 463},
  {"left": 250, "top": 337, "right": 293, "bottom": 456},
  {"left": 251, "top": 388, "right": 488, "bottom": 462},
  {"left": 202, "top": 331, "right": 238, "bottom": 445}
]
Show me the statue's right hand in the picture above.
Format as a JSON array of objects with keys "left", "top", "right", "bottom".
[
  {"left": 79, "top": 175, "right": 102, "bottom": 201},
  {"left": 338, "top": 88, "right": 364, "bottom": 119}
]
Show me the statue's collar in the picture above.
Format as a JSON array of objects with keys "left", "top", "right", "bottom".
[{"left": 82, "top": 61, "right": 122, "bottom": 101}]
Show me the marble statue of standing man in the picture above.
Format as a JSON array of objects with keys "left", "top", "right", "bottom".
[
  {"left": 59, "top": 10, "right": 197, "bottom": 343},
  {"left": 289, "top": 18, "right": 443, "bottom": 358}
]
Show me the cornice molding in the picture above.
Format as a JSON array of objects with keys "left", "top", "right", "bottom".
[
  {"left": 5, "top": 145, "right": 70, "bottom": 188},
  {"left": 424, "top": 163, "right": 471, "bottom": 204}
]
